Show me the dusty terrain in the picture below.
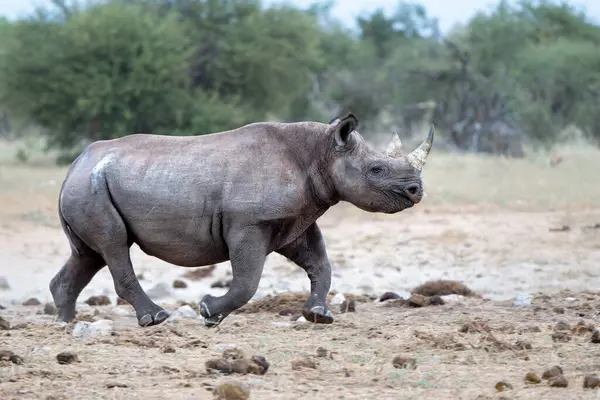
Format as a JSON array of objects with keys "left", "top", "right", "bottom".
[{"left": 1, "top": 137, "right": 600, "bottom": 399}]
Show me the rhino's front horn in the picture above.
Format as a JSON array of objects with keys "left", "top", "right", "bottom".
[
  {"left": 385, "top": 131, "right": 403, "bottom": 157},
  {"left": 406, "top": 124, "right": 435, "bottom": 171}
]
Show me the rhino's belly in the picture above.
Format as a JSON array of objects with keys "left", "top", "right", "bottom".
[
  {"left": 124, "top": 214, "right": 229, "bottom": 267},
  {"left": 133, "top": 234, "right": 230, "bottom": 267}
]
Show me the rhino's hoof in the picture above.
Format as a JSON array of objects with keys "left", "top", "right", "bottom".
[
  {"left": 303, "top": 306, "right": 334, "bottom": 324},
  {"left": 138, "top": 309, "right": 170, "bottom": 327}
]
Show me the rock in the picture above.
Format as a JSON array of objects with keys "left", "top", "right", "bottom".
[
  {"left": 206, "top": 359, "right": 232, "bottom": 374},
  {"left": 230, "top": 359, "right": 251, "bottom": 374},
  {"left": 170, "top": 305, "right": 197, "bottom": 319},
  {"left": 591, "top": 330, "right": 600, "bottom": 343},
  {"left": 553, "top": 307, "right": 565, "bottom": 314},
  {"left": 250, "top": 355, "right": 269, "bottom": 375},
  {"left": 222, "top": 348, "right": 245, "bottom": 361},
  {"left": 316, "top": 347, "right": 328, "bottom": 358},
  {"left": 552, "top": 332, "right": 571, "bottom": 342},
  {"left": 554, "top": 321, "right": 570, "bottom": 332},
  {"left": 525, "top": 372, "right": 541, "bottom": 384},
  {"left": 340, "top": 299, "right": 356, "bottom": 313},
  {"left": 183, "top": 265, "right": 216, "bottom": 280},
  {"left": 549, "top": 375, "right": 568, "bottom": 388},
  {"left": 564, "top": 297, "right": 578, "bottom": 302},
  {"left": 512, "top": 294, "right": 533, "bottom": 307},
  {"left": 211, "top": 279, "right": 232, "bottom": 289},
  {"left": 291, "top": 357, "right": 317, "bottom": 370},
  {"left": 392, "top": 356, "right": 417, "bottom": 370},
  {"left": 542, "top": 366, "right": 563, "bottom": 380},
  {"left": 495, "top": 381, "right": 513, "bottom": 392},
  {"left": 172, "top": 279, "right": 188, "bottom": 289},
  {"left": 213, "top": 381, "right": 250, "bottom": 400},
  {"left": 146, "top": 282, "right": 172, "bottom": 298},
  {"left": 106, "top": 382, "right": 128, "bottom": 389},
  {"left": 379, "top": 292, "right": 401, "bottom": 302},
  {"left": 116, "top": 298, "right": 129, "bottom": 306},
  {"left": 278, "top": 308, "right": 300, "bottom": 316},
  {"left": 330, "top": 293, "right": 346, "bottom": 306},
  {"left": 0, "top": 350, "right": 23, "bottom": 364},
  {"left": 23, "top": 298, "right": 41, "bottom": 306},
  {"left": 56, "top": 352, "right": 78, "bottom": 364},
  {"left": 0, "top": 276, "right": 9, "bottom": 290},
  {"left": 408, "top": 294, "right": 427, "bottom": 307},
  {"left": 85, "top": 295, "right": 111, "bottom": 306},
  {"left": 162, "top": 345, "right": 176, "bottom": 354},
  {"left": 72, "top": 319, "right": 114, "bottom": 338},
  {"left": 583, "top": 374, "right": 600, "bottom": 389},
  {"left": 0, "top": 316, "right": 9, "bottom": 330},
  {"left": 513, "top": 340, "right": 532, "bottom": 350},
  {"left": 429, "top": 295, "right": 445, "bottom": 305},
  {"left": 43, "top": 303, "right": 57, "bottom": 315},
  {"left": 296, "top": 316, "right": 307, "bottom": 323}
]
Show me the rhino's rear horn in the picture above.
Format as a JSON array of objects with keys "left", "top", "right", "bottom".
[{"left": 406, "top": 124, "right": 435, "bottom": 171}]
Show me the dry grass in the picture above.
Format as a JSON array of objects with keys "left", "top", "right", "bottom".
[{"left": 1, "top": 137, "right": 600, "bottom": 399}]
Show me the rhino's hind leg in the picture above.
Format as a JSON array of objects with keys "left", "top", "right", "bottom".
[
  {"left": 276, "top": 222, "right": 334, "bottom": 324},
  {"left": 50, "top": 251, "right": 106, "bottom": 322},
  {"left": 200, "top": 227, "right": 268, "bottom": 328},
  {"left": 103, "top": 246, "right": 170, "bottom": 327}
]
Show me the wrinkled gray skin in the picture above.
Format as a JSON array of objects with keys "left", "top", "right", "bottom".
[{"left": 49, "top": 114, "right": 434, "bottom": 328}]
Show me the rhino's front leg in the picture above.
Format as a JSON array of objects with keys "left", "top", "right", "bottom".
[
  {"left": 199, "top": 226, "right": 269, "bottom": 328},
  {"left": 276, "top": 222, "right": 334, "bottom": 324}
]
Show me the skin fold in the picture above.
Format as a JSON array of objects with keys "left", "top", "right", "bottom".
[{"left": 49, "top": 114, "right": 434, "bottom": 327}]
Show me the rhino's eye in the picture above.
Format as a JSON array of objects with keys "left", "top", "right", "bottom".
[{"left": 370, "top": 166, "right": 383, "bottom": 174}]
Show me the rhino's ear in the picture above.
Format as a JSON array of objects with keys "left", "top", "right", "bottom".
[
  {"left": 334, "top": 113, "right": 358, "bottom": 146},
  {"left": 329, "top": 116, "right": 341, "bottom": 126}
]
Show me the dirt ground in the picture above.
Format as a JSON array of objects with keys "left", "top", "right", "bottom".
[{"left": 1, "top": 137, "right": 600, "bottom": 399}]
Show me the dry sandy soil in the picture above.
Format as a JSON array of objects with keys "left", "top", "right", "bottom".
[{"left": 1, "top": 137, "right": 600, "bottom": 399}]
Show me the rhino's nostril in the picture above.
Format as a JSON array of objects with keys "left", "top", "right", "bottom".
[{"left": 405, "top": 183, "right": 420, "bottom": 196}]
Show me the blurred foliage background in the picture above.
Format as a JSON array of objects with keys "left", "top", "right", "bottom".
[{"left": 0, "top": 0, "right": 599, "bottom": 162}]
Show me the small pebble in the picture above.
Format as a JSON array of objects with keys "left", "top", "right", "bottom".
[
  {"left": 250, "top": 355, "right": 269, "bottom": 375},
  {"left": 85, "top": 295, "right": 111, "bottom": 306},
  {"left": 554, "top": 321, "right": 570, "bottom": 332},
  {"left": 495, "top": 381, "right": 513, "bottom": 392},
  {"left": 525, "top": 372, "right": 541, "bottom": 384},
  {"left": 213, "top": 381, "right": 250, "bottom": 400},
  {"left": 206, "top": 359, "right": 232, "bottom": 374},
  {"left": 339, "top": 299, "right": 356, "bottom": 313},
  {"left": 591, "top": 330, "right": 600, "bottom": 343},
  {"left": 549, "top": 375, "right": 568, "bottom": 387},
  {"left": 116, "top": 298, "right": 129, "bottom": 306},
  {"left": 172, "top": 279, "right": 188, "bottom": 289},
  {"left": 0, "top": 316, "right": 9, "bottom": 330},
  {"left": 512, "top": 294, "right": 533, "bottom": 307},
  {"left": 316, "top": 347, "right": 328, "bottom": 358},
  {"left": 291, "top": 357, "right": 317, "bottom": 370},
  {"left": 379, "top": 292, "right": 400, "bottom": 302},
  {"left": 162, "top": 345, "right": 176, "bottom": 353},
  {"left": 330, "top": 293, "right": 346, "bottom": 306},
  {"left": 56, "top": 351, "right": 78, "bottom": 364},
  {"left": 44, "top": 303, "right": 57, "bottom": 315},
  {"left": 0, "top": 350, "right": 23, "bottom": 364},
  {"left": 542, "top": 366, "right": 564, "bottom": 380},
  {"left": 552, "top": 332, "right": 571, "bottom": 342},
  {"left": 392, "top": 356, "right": 417, "bottom": 370},
  {"left": 583, "top": 374, "right": 600, "bottom": 389},
  {"left": 23, "top": 298, "right": 41, "bottom": 306}
]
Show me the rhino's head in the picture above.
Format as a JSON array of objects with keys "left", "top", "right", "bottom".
[{"left": 327, "top": 113, "right": 434, "bottom": 214}]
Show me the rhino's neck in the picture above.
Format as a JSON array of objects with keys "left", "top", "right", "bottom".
[{"left": 277, "top": 122, "right": 340, "bottom": 209}]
